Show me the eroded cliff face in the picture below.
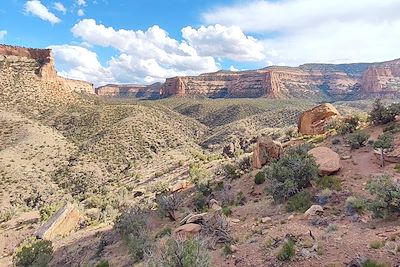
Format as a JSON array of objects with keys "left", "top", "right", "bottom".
[
  {"left": 0, "top": 44, "right": 94, "bottom": 94},
  {"left": 96, "top": 83, "right": 161, "bottom": 99},
  {"left": 157, "top": 59, "right": 400, "bottom": 100},
  {"left": 361, "top": 59, "right": 400, "bottom": 95}
]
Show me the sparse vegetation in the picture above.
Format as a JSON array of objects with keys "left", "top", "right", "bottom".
[
  {"left": 367, "top": 175, "right": 400, "bottom": 218},
  {"left": 369, "top": 99, "right": 399, "bottom": 125},
  {"left": 14, "top": 239, "right": 53, "bottom": 267},
  {"left": 254, "top": 171, "right": 265, "bottom": 185},
  {"left": 265, "top": 145, "right": 318, "bottom": 202},
  {"left": 276, "top": 240, "right": 295, "bottom": 261},
  {"left": 347, "top": 131, "right": 370, "bottom": 149},
  {"left": 345, "top": 196, "right": 366, "bottom": 215},
  {"left": 362, "top": 259, "right": 388, "bottom": 267},
  {"left": 316, "top": 176, "right": 342, "bottom": 191},
  {"left": 156, "top": 193, "right": 181, "bottom": 221},
  {"left": 370, "top": 240, "right": 385, "bottom": 249},
  {"left": 286, "top": 190, "right": 312, "bottom": 212}
]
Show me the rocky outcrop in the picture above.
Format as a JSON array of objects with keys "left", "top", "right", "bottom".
[
  {"left": 34, "top": 203, "right": 80, "bottom": 240},
  {"left": 252, "top": 136, "right": 282, "bottom": 169},
  {"left": 308, "top": 146, "right": 341, "bottom": 175},
  {"left": 95, "top": 83, "right": 161, "bottom": 99},
  {"left": 361, "top": 59, "right": 400, "bottom": 96},
  {"left": 298, "top": 104, "right": 340, "bottom": 135},
  {"left": 173, "top": 223, "right": 201, "bottom": 236},
  {"left": 61, "top": 77, "right": 94, "bottom": 94}
]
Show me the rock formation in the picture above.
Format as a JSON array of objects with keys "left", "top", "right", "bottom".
[
  {"left": 298, "top": 103, "right": 340, "bottom": 135},
  {"left": 308, "top": 146, "right": 341, "bottom": 175},
  {"left": 252, "top": 136, "right": 282, "bottom": 169},
  {"left": 34, "top": 203, "right": 80, "bottom": 240},
  {"left": 95, "top": 83, "right": 161, "bottom": 99}
]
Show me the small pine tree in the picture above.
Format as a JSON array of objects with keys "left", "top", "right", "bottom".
[{"left": 373, "top": 132, "right": 394, "bottom": 167}]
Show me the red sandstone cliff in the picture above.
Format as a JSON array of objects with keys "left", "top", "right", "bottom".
[
  {"left": 96, "top": 83, "right": 162, "bottom": 99},
  {"left": 361, "top": 59, "right": 400, "bottom": 95}
]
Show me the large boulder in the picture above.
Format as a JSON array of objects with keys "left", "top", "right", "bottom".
[
  {"left": 308, "top": 147, "right": 341, "bottom": 175},
  {"left": 252, "top": 136, "right": 282, "bottom": 169},
  {"left": 34, "top": 203, "right": 80, "bottom": 240},
  {"left": 298, "top": 103, "right": 340, "bottom": 135},
  {"left": 173, "top": 223, "right": 201, "bottom": 236}
]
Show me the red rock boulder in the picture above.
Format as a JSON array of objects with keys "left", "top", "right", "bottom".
[
  {"left": 298, "top": 103, "right": 340, "bottom": 135},
  {"left": 308, "top": 146, "right": 341, "bottom": 175},
  {"left": 252, "top": 136, "right": 282, "bottom": 169}
]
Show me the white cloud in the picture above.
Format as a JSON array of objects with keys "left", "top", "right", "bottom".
[
  {"left": 77, "top": 9, "right": 84, "bottom": 16},
  {"left": 204, "top": 0, "right": 400, "bottom": 65},
  {"left": 0, "top": 30, "right": 7, "bottom": 40},
  {"left": 53, "top": 2, "right": 66, "bottom": 14},
  {"left": 181, "top": 24, "right": 264, "bottom": 61},
  {"left": 229, "top": 65, "right": 239, "bottom": 71},
  {"left": 67, "top": 19, "right": 218, "bottom": 85},
  {"left": 24, "top": 0, "right": 61, "bottom": 24},
  {"left": 49, "top": 44, "right": 114, "bottom": 85},
  {"left": 77, "top": 0, "right": 86, "bottom": 6}
]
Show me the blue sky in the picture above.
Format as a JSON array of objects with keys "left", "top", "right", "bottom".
[{"left": 1, "top": 0, "right": 400, "bottom": 85}]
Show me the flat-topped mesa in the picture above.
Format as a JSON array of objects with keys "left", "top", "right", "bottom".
[
  {"left": 0, "top": 44, "right": 94, "bottom": 94},
  {"left": 0, "top": 44, "right": 57, "bottom": 79},
  {"left": 96, "top": 83, "right": 162, "bottom": 99}
]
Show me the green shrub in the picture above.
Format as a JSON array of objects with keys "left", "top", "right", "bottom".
[
  {"left": 156, "top": 193, "right": 181, "bottom": 221},
  {"left": 369, "top": 240, "right": 384, "bottom": 249},
  {"left": 266, "top": 145, "right": 318, "bottom": 202},
  {"left": 254, "top": 172, "right": 265, "bottom": 185},
  {"left": 367, "top": 175, "right": 400, "bottom": 218},
  {"left": 115, "top": 208, "right": 152, "bottom": 263},
  {"left": 276, "top": 240, "right": 295, "bottom": 261},
  {"left": 224, "top": 164, "right": 240, "bottom": 179},
  {"left": 96, "top": 260, "right": 110, "bottom": 267},
  {"left": 373, "top": 132, "right": 394, "bottom": 151},
  {"left": 156, "top": 227, "right": 172, "bottom": 238},
  {"left": 316, "top": 176, "right": 342, "bottom": 191},
  {"left": 286, "top": 190, "right": 312, "bottom": 212},
  {"left": 193, "top": 192, "right": 208, "bottom": 212},
  {"left": 222, "top": 206, "right": 232, "bottom": 216},
  {"left": 345, "top": 196, "right": 366, "bottom": 215},
  {"left": 362, "top": 259, "right": 388, "bottom": 267},
  {"left": 189, "top": 163, "right": 212, "bottom": 186},
  {"left": 14, "top": 239, "right": 53, "bottom": 267},
  {"left": 394, "top": 163, "right": 400, "bottom": 173},
  {"left": 347, "top": 131, "right": 370, "bottom": 149},
  {"left": 39, "top": 203, "right": 60, "bottom": 222},
  {"left": 147, "top": 238, "right": 210, "bottom": 267},
  {"left": 369, "top": 99, "right": 399, "bottom": 125}
]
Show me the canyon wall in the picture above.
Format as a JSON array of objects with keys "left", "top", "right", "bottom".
[
  {"left": 0, "top": 44, "right": 94, "bottom": 94},
  {"left": 96, "top": 83, "right": 161, "bottom": 99}
]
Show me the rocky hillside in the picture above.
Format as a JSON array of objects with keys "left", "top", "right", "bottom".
[{"left": 95, "top": 83, "right": 161, "bottom": 99}]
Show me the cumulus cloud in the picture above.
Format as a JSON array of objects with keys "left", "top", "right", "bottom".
[
  {"left": 66, "top": 19, "right": 219, "bottom": 85},
  {"left": 204, "top": 0, "right": 400, "bottom": 65},
  {"left": 77, "top": 0, "right": 86, "bottom": 6},
  {"left": 0, "top": 30, "right": 7, "bottom": 40},
  {"left": 181, "top": 24, "right": 264, "bottom": 61},
  {"left": 24, "top": 0, "right": 61, "bottom": 24},
  {"left": 49, "top": 44, "right": 114, "bottom": 85},
  {"left": 77, "top": 9, "right": 84, "bottom": 16},
  {"left": 53, "top": 2, "right": 66, "bottom": 14}
]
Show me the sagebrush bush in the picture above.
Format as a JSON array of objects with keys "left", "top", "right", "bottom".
[
  {"left": 265, "top": 145, "right": 318, "bottom": 202},
  {"left": 147, "top": 238, "right": 210, "bottom": 267},
  {"left": 254, "top": 172, "right": 265, "bottom": 185},
  {"left": 276, "top": 240, "right": 295, "bottom": 261},
  {"left": 347, "top": 131, "right": 370, "bottom": 149},
  {"left": 115, "top": 208, "right": 152, "bottom": 263},
  {"left": 286, "top": 190, "right": 312, "bottom": 212},
  {"left": 189, "top": 163, "right": 212, "bottom": 186},
  {"left": 316, "top": 176, "right": 342, "bottom": 191},
  {"left": 14, "top": 238, "right": 53, "bottom": 267},
  {"left": 345, "top": 196, "right": 366, "bottom": 215},
  {"left": 367, "top": 175, "right": 400, "bottom": 218},
  {"left": 156, "top": 193, "right": 181, "bottom": 221},
  {"left": 362, "top": 259, "right": 388, "bottom": 267}
]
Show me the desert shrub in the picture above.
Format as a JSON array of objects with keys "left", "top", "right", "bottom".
[
  {"left": 394, "top": 163, "right": 400, "bottom": 173},
  {"left": 147, "top": 238, "right": 210, "bottom": 267},
  {"left": 367, "top": 175, "right": 400, "bottom": 218},
  {"left": 254, "top": 172, "right": 265, "bottom": 185},
  {"left": 39, "top": 203, "right": 60, "bottom": 222},
  {"left": 265, "top": 145, "right": 318, "bottom": 202},
  {"left": 276, "top": 240, "right": 295, "bottom": 261},
  {"left": 362, "top": 259, "right": 388, "bottom": 267},
  {"left": 369, "top": 240, "right": 385, "bottom": 249},
  {"left": 0, "top": 209, "right": 14, "bottom": 223},
  {"left": 317, "top": 188, "right": 332, "bottom": 205},
  {"left": 194, "top": 192, "right": 208, "bottom": 212},
  {"left": 286, "top": 190, "right": 312, "bottom": 212},
  {"left": 96, "top": 260, "right": 110, "bottom": 267},
  {"left": 373, "top": 132, "right": 394, "bottom": 151},
  {"left": 156, "top": 193, "right": 181, "bottom": 221},
  {"left": 14, "top": 239, "right": 53, "bottom": 267},
  {"left": 215, "top": 183, "right": 235, "bottom": 206},
  {"left": 326, "top": 224, "right": 338, "bottom": 233},
  {"left": 115, "top": 208, "right": 152, "bottom": 263},
  {"left": 327, "top": 116, "right": 359, "bottom": 135},
  {"left": 316, "top": 176, "right": 342, "bottom": 191},
  {"left": 224, "top": 164, "right": 240, "bottom": 179},
  {"left": 331, "top": 138, "right": 341, "bottom": 145},
  {"left": 189, "top": 164, "right": 212, "bottom": 186},
  {"left": 383, "top": 122, "right": 400, "bottom": 133},
  {"left": 345, "top": 196, "right": 366, "bottom": 215},
  {"left": 222, "top": 206, "right": 232, "bottom": 216},
  {"left": 369, "top": 99, "right": 398, "bottom": 125},
  {"left": 237, "top": 156, "right": 251, "bottom": 172},
  {"left": 347, "top": 131, "right": 370, "bottom": 149},
  {"left": 155, "top": 227, "right": 172, "bottom": 238},
  {"left": 201, "top": 212, "right": 233, "bottom": 246}
]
